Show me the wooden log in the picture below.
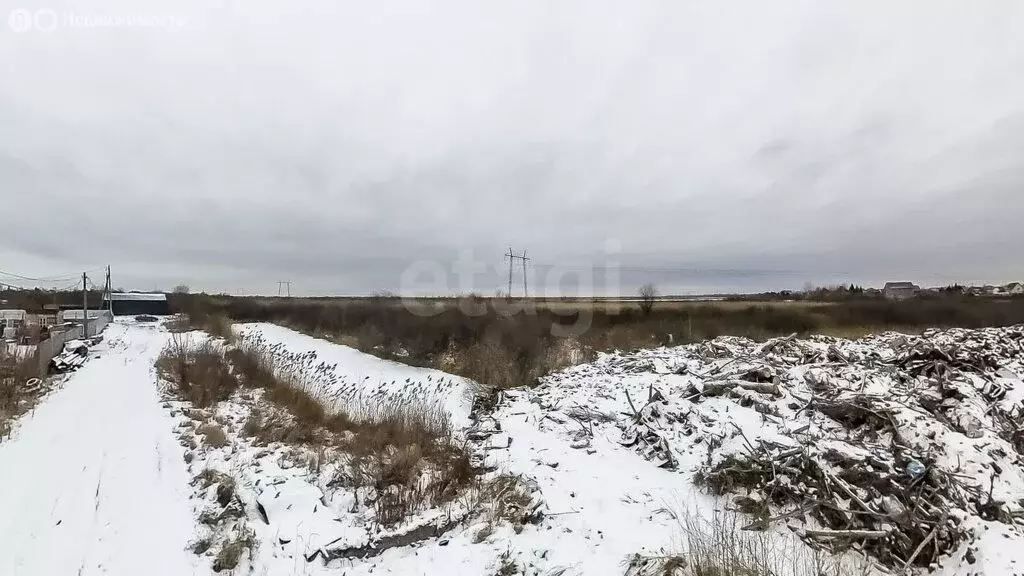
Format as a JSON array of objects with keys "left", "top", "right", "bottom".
[
  {"left": 804, "top": 529, "right": 890, "bottom": 539},
  {"left": 702, "top": 380, "right": 781, "bottom": 397}
]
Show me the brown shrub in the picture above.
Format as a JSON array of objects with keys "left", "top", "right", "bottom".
[
  {"left": 483, "top": 474, "right": 539, "bottom": 526},
  {"left": 165, "top": 314, "right": 192, "bottom": 333},
  {"left": 195, "top": 468, "right": 234, "bottom": 491},
  {"left": 197, "top": 422, "right": 229, "bottom": 447},
  {"left": 212, "top": 528, "right": 255, "bottom": 572},
  {"left": 241, "top": 408, "right": 263, "bottom": 437},
  {"left": 0, "top": 349, "right": 43, "bottom": 439},
  {"left": 157, "top": 335, "right": 238, "bottom": 408},
  {"left": 205, "top": 314, "right": 235, "bottom": 342},
  {"left": 337, "top": 400, "right": 474, "bottom": 526}
]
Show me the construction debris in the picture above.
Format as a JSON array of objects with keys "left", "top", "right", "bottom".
[
  {"left": 535, "top": 326, "right": 1024, "bottom": 573},
  {"left": 50, "top": 336, "right": 101, "bottom": 373}
]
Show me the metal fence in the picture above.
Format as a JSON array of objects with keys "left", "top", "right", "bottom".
[{"left": 32, "top": 311, "right": 113, "bottom": 376}]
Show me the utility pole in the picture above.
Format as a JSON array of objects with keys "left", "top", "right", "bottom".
[
  {"left": 106, "top": 265, "right": 112, "bottom": 315},
  {"left": 82, "top": 272, "right": 88, "bottom": 338},
  {"left": 504, "top": 248, "right": 531, "bottom": 298},
  {"left": 277, "top": 281, "right": 291, "bottom": 297},
  {"left": 521, "top": 250, "right": 529, "bottom": 298},
  {"left": 506, "top": 247, "right": 514, "bottom": 298}
]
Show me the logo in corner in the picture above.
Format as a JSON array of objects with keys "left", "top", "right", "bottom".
[{"left": 7, "top": 8, "right": 33, "bottom": 32}]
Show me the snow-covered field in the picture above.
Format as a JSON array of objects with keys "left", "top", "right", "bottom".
[{"left": 4, "top": 318, "right": 1023, "bottom": 576}]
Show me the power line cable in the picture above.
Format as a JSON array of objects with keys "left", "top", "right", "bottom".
[
  {"left": 0, "top": 270, "right": 79, "bottom": 283},
  {"left": 0, "top": 266, "right": 106, "bottom": 283}
]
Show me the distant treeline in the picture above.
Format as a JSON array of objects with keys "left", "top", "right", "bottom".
[
  {"left": 171, "top": 292, "right": 1024, "bottom": 389},
  {"left": 0, "top": 289, "right": 106, "bottom": 313}
]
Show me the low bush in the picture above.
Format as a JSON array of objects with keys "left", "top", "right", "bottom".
[
  {"left": 197, "top": 422, "right": 229, "bottom": 447},
  {"left": 156, "top": 335, "right": 238, "bottom": 408},
  {"left": 212, "top": 527, "right": 255, "bottom": 572},
  {"left": 0, "top": 349, "right": 42, "bottom": 439},
  {"left": 166, "top": 311, "right": 234, "bottom": 342},
  {"left": 482, "top": 474, "right": 540, "bottom": 527}
]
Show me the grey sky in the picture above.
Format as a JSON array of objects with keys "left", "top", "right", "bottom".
[{"left": 2, "top": 0, "right": 1023, "bottom": 295}]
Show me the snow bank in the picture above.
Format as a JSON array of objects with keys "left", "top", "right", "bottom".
[{"left": 234, "top": 323, "right": 474, "bottom": 426}]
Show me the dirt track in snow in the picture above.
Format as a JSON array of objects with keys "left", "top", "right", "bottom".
[{"left": 0, "top": 321, "right": 206, "bottom": 576}]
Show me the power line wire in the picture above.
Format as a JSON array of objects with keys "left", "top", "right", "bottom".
[
  {"left": 0, "top": 267, "right": 106, "bottom": 283},
  {"left": 0, "top": 271, "right": 78, "bottom": 283}
]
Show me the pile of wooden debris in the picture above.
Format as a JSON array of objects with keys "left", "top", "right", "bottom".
[
  {"left": 50, "top": 336, "right": 102, "bottom": 373},
  {"left": 536, "top": 326, "right": 1024, "bottom": 572}
]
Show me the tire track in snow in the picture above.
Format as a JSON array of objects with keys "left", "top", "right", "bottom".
[
  {"left": 94, "top": 469, "right": 103, "bottom": 513},
  {"left": 0, "top": 320, "right": 209, "bottom": 576}
]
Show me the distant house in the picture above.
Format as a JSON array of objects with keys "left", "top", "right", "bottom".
[
  {"left": 1, "top": 310, "right": 27, "bottom": 340},
  {"left": 59, "top": 309, "right": 108, "bottom": 323},
  {"left": 882, "top": 282, "right": 920, "bottom": 300},
  {"left": 1005, "top": 282, "right": 1024, "bottom": 295},
  {"left": 103, "top": 293, "right": 169, "bottom": 316},
  {"left": 0, "top": 310, "right": 27, "bottom": 330},
  {"left": 0, "top": 309, "right": 26, "bottom": 324}
]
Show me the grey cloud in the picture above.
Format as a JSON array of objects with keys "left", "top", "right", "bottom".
[{"left": 1, "top": 0, "right": 1023, "bottom": 295}]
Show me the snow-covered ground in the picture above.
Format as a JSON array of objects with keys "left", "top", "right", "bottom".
[
  {"left": 210, "top": 323, "right": 835, "bottom": 576},
  {"left": 528, "top": 328, "right": 1024, "bottom": 575},
  {"left": 0, "top": 319, "right": 206, "bottom": 576},
  {"left": 6, "top": 318, "right": 1020, "bottom": 576}
]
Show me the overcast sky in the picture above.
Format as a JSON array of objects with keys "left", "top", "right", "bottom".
[{"left": 1, "top": 0, "right": 1023, "bottom": 296}]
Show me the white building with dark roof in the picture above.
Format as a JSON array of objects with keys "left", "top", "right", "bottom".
[
  {"left": 102, "top": 293, "right": 169, "bottom": 316},
  {"left": 882, "top": 281, "right": 920, "bottom": 300}
]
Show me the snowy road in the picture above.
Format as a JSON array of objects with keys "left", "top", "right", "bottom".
[{"left": 0, "top": 321, "right": 206, "bottom": 576}]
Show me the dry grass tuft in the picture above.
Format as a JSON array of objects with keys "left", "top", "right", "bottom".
[
  {"left": 190, "top": 536, "right": 213, "bottom": 555},
  {"left": 212, "top": 527, "right": 255, "bottom": 572},
  {"left": 166, "top": 311, "right": 235, "bottom": 343},
  {"left": 165, "top": 314, "right": 192, "bottom": 333},
  {"left": 494, "top": 550, "right": 521, "bottom": 575},
  {"left": 482, "top": 474, "right": 540, "bottom": 527},
  {"left": 197, "top": 422, "right": 229, "bottom": 447},
  {"left": 624, "top": 509, "right": 873, "bottom": 576},
  {"left": 156, "top": 334, "right": 238, "bottom": 408},
  {"left": 336, "top": 407, "right": 475, "bottom": 526},
  {"left": 196, "top": 468, "right": 234, "bottom": 490},
  {"left": 0, "top": 349, "right": 42, "bottom": 440},
  {"left": 205, "top": 314, "right": 235, "bottom": 342}
]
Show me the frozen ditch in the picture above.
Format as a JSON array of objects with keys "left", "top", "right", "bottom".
[
  {"left": 234, "top": 322, "right": 476, "bottom": 426},
  {"left": 169, "top": 323, "right": 719, "bottom": 575}
]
